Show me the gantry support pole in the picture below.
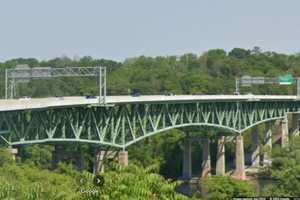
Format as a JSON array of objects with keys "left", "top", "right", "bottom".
[
  {"left": 292, "top": 113, "right": 300, "bottom": 137},
  {"left": 201, "top": 138, "right": 211, "bottom": 178},
  {"left": 263, "top": 121, "right": 272, "bottom": 166},
  {"left": 98, "top": 67, "right": 102, "bottom": 104},
  {"left": 216, "top": 136, "right": 225, "bottom": 176},
  {"left": 5, "top": 69, "right": 8, "bottom": 99},
  {"left": 182, "top": 137, "right": 192, "bottom": 179},
  {"left": 233, "top": 135, "right": 246, "bottom": 180},
  {"left": 281, "top": 116, "right": 289, "bottom": 147},
  {"left": 297, "top": 77, "right": 300, "bottom": 99},
  {"left": 251, "top": 126, "right": 260, "bottom": 167}
]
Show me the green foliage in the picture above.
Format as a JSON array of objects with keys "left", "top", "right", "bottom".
[
  {"left": 1, "top": 47, "right": 300, "bottom": 98},
  {"left": 202, "top": 176, "right": 255, "bottom": 200},
  {"left": 128, "top": 129, "right": 185, "bottom": 178},
  {"left": 0, "top": 148, "right": 14, "bottom": 166},
  {"left": 78, "top": 163, "right": 187, "bottom": 200},
  {"left": 1, "top": 48, "right": 300, "bottom": 198},
  {"left": 0, "top": 163, "right": 77, "bottom": 199},
  {"left": 261, "top": 137, "right": 300, "bottom": 196},
  {"left": 20, "top": 145, "right": 53, "bottom": 169},
  {"left": 0, "top": 157, "right": 187, "bottom": 200}
]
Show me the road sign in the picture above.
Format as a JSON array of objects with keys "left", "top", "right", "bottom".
[
  {"left": 252, "top": 77, "right": 265, "bottom": 84},
  {"left": 241, "top": 76, "right": 265, "bottom": 86},
  {"left": 241, "top": 76, "right": 252, "bottom": 86},
  {"left": 278, "top": 74, "right": 294, "bottom": 85}
]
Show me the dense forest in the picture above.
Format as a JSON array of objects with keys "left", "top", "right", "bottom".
[
  {"left": 1, "top": 47, "right": 300, "bottom": 98},
  {"left": 1, "top": 47, "right": 300, "bottom": 199}
]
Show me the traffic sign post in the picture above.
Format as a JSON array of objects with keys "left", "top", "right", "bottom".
[{"left": 297, "top": 77, "right": 300, "bottom": 98}]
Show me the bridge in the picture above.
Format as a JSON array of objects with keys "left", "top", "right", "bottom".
[{"left": 1, "top": 95, "right": 300, "bottom": 180}]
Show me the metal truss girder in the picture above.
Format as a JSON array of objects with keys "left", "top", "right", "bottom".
[
  {"left": 1, "top": 100, "right": 300, "bottom": 148},
  {"left": 7, "top": 67, "right": 99, "bottom": 79},
  {"left": 5, "top": 67, "right": 107, "bottom": 103}
]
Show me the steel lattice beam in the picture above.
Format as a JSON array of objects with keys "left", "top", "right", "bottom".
[
  {"left": 0, "top": 100, "right": 300, "bottom": 148},
  {"left": 6, "top": 67, "right": 100, "bottom": 79},
  {"left": 5, "top": 67, "right": 107, "bottom": 103}
]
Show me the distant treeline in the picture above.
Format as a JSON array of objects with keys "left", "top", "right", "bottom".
[{"left": 1, "top": 47, "right": 299, "bottom": 98}]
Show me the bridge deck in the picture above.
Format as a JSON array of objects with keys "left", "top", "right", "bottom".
[{"left": 0, "top": 95, "right": 299, "bottom": 112}]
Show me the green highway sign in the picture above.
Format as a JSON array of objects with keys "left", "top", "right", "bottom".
[{"left": 278, "top": 74, "right": 294, "bottom": 85}]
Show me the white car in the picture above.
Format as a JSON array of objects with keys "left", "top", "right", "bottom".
[{"left": 19, "top": 96, "right": 31, "bottom": 100}]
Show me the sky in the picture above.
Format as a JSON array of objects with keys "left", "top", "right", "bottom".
[{"left": 0, "top": 0, "right": 299, "bottom": 62}]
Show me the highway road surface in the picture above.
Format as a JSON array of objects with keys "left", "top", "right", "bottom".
[{"left": 0, "top": 95, "right": 299, "bottom": 112}]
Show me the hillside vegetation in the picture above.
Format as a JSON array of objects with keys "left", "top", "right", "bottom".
[
  {"left": 1, "top": 47, "right": 300, "bottom": 199},
  {"left": 1, "top": 47, "right": 300, "bottom": 98}
]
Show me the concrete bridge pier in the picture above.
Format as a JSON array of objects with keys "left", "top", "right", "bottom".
[
  {"left": 216, "top": 136, "right": 225, "bottom": 176},
  {"left": 182, "top": 137, "right": 192, "bottom": 179},
  {"left": 201, "top": 138, "right": 211, "bottom": 178},
  {"left": 8, "top": 147, "right": 18, "bottom": 161},
  {"left": 52, "top": 145, "right": 64, "bottom": 169},
  {"left": 292, "top": 113, "right": 300, "bottom": 137},
  {"left": 281, "top": 117, "right": 289, "bottom": 147},
  {"left": 233, "top": 135, "right": 245, "bottom": 180},
  {"left": 76, "top": 147, "right": 84, "bottom": 172},
  {"left": 263, "top": 121, "right": 272, "bottom": 166},
  {"left": 93, "top": 150, "right": 129, "bottom": 174},
  {"left": 251, "top": 126, "right": 260, "bottom": 167},
  {"left": 94, "top": 149, "right": 105, "bottom": 174},
  {"left": 118, "top": 150, "right": 128, "bottom": 166}
]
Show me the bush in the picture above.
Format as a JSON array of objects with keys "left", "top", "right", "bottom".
[
  {"left": 261, "top": 137, "right": 300, "bottom": 196},
  {"left": 202, "top": 176, "right": 255, "bottom": 200},
  {"left": 79, "top": 163, "right": 188, "bottom": 200},
  {"left": 0, "top": 148, "right": 14, "bottom": 166}
]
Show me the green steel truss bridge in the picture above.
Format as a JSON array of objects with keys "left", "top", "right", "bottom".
[{"left": 0, "top": 95, "right": 300, "bottom": 149}]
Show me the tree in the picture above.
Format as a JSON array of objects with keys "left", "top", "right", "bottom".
[
  {"left": 229, "top": 48, "right": 250, "bottom": 59},
  {"left": 80, "top": 163, "right": 189, "bottom": 200},
  {"left": 261, "top": 137, "right": 300, "bottom": 196},
  {"left": 202, "top": 176, "right": 255, "bottom": 200},
  {"left": 0, "top": 148, "right": 14, "bottom": 166}
]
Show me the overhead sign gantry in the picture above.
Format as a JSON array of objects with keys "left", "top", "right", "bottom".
[
  {"left": 5, "top": 65, "right": 107, "bottom": 104},
  {"left": 235, "top": 74, "right": 300, "bottom": 97}
]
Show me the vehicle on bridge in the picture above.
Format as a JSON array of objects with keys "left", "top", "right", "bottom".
[
  {"left": 131, "top": 91, "right": 141, "bottom": 97},
  {"left": 85, "top": 95, "right": 97, "bottom": 99},
  {"left": 18, "top": 96, "right": 31, "bottom": 100},
  {"left": 164, "top": 92, "right": 175, "bottom": 96}
]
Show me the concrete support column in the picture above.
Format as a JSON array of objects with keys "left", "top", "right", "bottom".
[
  {"left": 233, "top": 135, "right": 245, "bottom": 180},
  {"left": 94, "top": 150, "right": 105, "bottom": 174},
  {"left": 8, "top": 148, "right": 18, "bottom": 161},
  {"left": 118, "top": 151, "right": 128, "bottom": 166},
  {"left": 281, "top": 117, "right": 289, "bottom": 147},
  {"left": 263, "top": 121, "right": 272, "bottom": 166},
  {"left": 76, "top": 147, "right": 84, "bottom": 172},
  {"left": 216, "top": 136, "right": 225, "bottom": 176},
  {"left": 251, "top": 126, "right": 260, "bottom": 167},
  {"left": 52, "top": 145, "right": 64, "bottom": 169},
  {"left": 292, "top": 113, "right": 300, "bottom": 137},
  {"left": 182, "top": 138, "right": 192, "bottom": 179},
  {"left": 201, "top": 138, "right": 211, "bottom": 178}
]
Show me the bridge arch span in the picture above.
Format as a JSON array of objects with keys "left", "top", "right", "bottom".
[
  {"left": 0, "top": 99, "right": 299, "bottom": 148},
  {"left": 124, "top": 123, "right": 240, "bottom": 148}
]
